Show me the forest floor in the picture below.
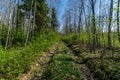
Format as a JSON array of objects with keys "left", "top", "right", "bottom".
[
  {"left": 20, "top": 42, "right": 120, "bottom": 80},
  {"left": 65, "top": 43, "right": 94, "bottom": 80},
  {"left": 64, "top": 41, "right": 120, "bottom": 80}
]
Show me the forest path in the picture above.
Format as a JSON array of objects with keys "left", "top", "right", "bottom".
[
  {"left": 64, "top": 43, "right": 95, "bottom": 80},
  {"left": 20, "top": 42, "right": 95, "bottom": 80},
  {"left": 20, "top": 43, "right": 59, "bottom": 80}
]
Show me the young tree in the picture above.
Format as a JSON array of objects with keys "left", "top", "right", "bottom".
[
  {"left": 0, "top": 12, "right": 2, "bottom": 45},
  {"left": 25, "top": 0, "right": 33, "bottom": 47},
  {"left": 117, "top": 0, "right": 120, "bottom": 42},
  {"left": 5, "top": 0, "right": 13, "bottom": 49},
  {"left": 89, "top": 0, "right": 96, "bottom": 53},
  {"left": 51, "top": 7, "right": 59, "bottom": 31},
  {"left": 108, "top": 0, "right": 113, "bottom": 48}
]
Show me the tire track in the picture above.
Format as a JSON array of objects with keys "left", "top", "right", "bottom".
[{"left": 64, "top": 42, "right": 95, "bottom": 80}]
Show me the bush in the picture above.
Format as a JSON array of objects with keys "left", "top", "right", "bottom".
[{"left": 62, "top": 33, "right": 78, "bottom": 45}]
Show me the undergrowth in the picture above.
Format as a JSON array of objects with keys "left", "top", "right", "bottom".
[
  {"left": 63, "top": 34, "right": 120, "bottom": 80},
  {"left": 62, "top": 32, "right": 120, "bottom": 48},
  {"left": 0, "top": 31, "right": 60, "bottom": 80}
]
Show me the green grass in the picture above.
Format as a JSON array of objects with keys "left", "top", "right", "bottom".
[
  {"left": 41, "top": 53, "right": 83, "bottom": 80},
  {"left": 40, "top": 44, "right": 84, "bottom": 80},
  {"left": 0, "top": 31, "right": 60, "bottom": 80}
]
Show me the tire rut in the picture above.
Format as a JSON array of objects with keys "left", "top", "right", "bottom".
[
  {"left": 65, "top": 43, "right": 95, "bottom": 80},
  {"left": 20, "top": 43, "right": 59, "bottom": 80}
]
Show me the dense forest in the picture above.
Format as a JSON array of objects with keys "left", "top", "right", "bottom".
[{"left": 0, "top": 0, "right": 120, "bottom": 80}]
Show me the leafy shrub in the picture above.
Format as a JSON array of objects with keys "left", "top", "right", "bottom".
[{"left": 62, "top": 33, "right": 78, "bottom": 45}]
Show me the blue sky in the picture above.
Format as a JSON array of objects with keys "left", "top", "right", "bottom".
[
  {"left": 46, "top": 0, "right": 68, "bottom": 30},
  {"left": 56, "top": 0, "right": 68, "bottom": 30},
  {"left": 55, "top": 0, "right": 118, "bottom": 31}
]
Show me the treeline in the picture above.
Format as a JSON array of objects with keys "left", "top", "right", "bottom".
[
  {"left": 0, "top": 0, "right": 59, "bottom": 49},
  {"left": 62, "top": 0, "right": 120, "bottom": 53}
]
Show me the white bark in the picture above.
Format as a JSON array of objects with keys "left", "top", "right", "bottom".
[
  {"left": 5, "top": 0, "right": 13, "bottom": 49},
  {"left": 25, "top": 0, "right": 33, "bottom": 47}
]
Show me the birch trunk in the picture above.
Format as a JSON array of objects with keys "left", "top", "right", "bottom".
[
  {"left": 5, "top": 0, "right": 13, "bottom": 49},
  {"left": 25, "top": 0, "right": 33, "bottom": 47}
]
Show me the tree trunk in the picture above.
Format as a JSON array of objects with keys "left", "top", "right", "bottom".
[
  {"left": 5, "top": 0, "right": 13, "bottom": 49},
  {"left": 25, "top": 0, "right": 33, "bottom": 47},
  {"left": 117, "top": 0, "right": 120, "bottom": 42},
  {"left": 90, "top": 0, "right": 96, "bottom": 53},
  {"left": 108, "top": 0, "right": 113, "bottom": 48}
]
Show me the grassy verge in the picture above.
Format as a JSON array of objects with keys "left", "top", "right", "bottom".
[{"left": 0, "top": 31, "right": 60, "bottom": 80}]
